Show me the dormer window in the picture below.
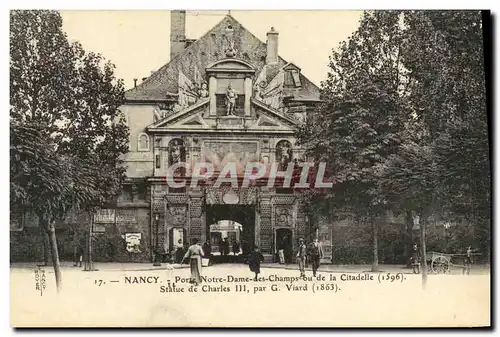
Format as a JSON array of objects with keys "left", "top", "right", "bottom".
[
  {"left": 283, "top": 63, "right": 302, "bottom": 88},
  {"left": 284, "top": 69, "right": 301, "bottom": 88}
]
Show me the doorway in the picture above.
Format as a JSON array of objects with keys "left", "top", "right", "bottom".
[
  {"left": 168, "top": 228, "right": 187, "bottom": 263},
  {"left": 275, "top": 228, "right": 293, "bottom": 264},
  {"left": 205, "top": 204, "right": 255, "bottom": 263}
]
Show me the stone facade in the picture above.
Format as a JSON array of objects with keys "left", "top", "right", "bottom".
[
  {"left": 11, "top": 12, "right": 322, "bottom": 263},
  {"left": 119, "top": 12, "right": 321, "bottom": 262}
]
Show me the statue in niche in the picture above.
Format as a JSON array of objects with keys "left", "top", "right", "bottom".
[
  {"left": 169, "top": 139, "right": 184, "bottom": 165},
  {"left": 198, "top": 82, "right": 209, "bottom": 99},
  {"left": 276, "top": 141, "right": 292, "bottom": 170},
  {"left": 225, "top": 83, "right": 237, "bottom": 116},
  {"left": 131, "top": 184, "right": 139, "bottom": 202}
]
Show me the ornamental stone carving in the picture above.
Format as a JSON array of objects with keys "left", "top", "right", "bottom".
[
  {"left": 169, "top": 205, "right": 187, "bottom": 226},
  {"left": 275, "top": 206, "right": 293, "bottom": 227}
]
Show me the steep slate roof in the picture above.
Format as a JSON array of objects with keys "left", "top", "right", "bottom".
[{"left": 125, "top": 14, "right": 320, "bottom": 102}]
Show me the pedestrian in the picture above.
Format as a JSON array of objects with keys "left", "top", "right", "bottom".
[
  {"left": 232, "top": 241, "right": 240, "bottom": 256},
  {"left": 277, "top": 238, "right": 285, "bottom": 264},
  {"left": 297, "top": 238, "right": 307, "bottom": 278},
  {"left": 464, "top": 245, "right": 474, "bottom": 275},
  {"left": 203, "top": 241, "right": 212, "bottom": 259},
  {"left": 307, "top": 238, "right": 324, "bottom": 277},
  {"left": 411, "top": 243, "right": 420, "bottom": 274},
  {"left": 248, "top": 246, "right": 265, "bottom": 281},
  {"left": 73, "top": 232, "right": 85, "bottom": 267},
  {"left": 174, "top": 239, "right": 184, "bottom": 264},
  {"left": 182, "top": 238, "right": 205, "bottom": 286}
]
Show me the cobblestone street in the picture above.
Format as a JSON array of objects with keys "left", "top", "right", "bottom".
[{"left": 10, "top": 263, "right": 490, "bottom": 327}]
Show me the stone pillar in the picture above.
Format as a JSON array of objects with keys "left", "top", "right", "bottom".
[
  {"left": 244, "top": 76, "right": 252, "bottom": 116},
  {"left": 189, "top": 196, "right": 203, "bottom": 241},
  {"left": 254, "top": 207, "right": 261, "bottom": 248},
  {"left": 259, "top": 196, "right": 273, "bottom": 261},
  {"left": 209, "top": 76, "right": 217, "bottom": 116}
]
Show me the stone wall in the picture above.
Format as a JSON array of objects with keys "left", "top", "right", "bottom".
[
  {"left": 121, "top": 103, "right": 156, "bottom": 178},
  {"left": 10, "top": 206, "right": 152, "bottom": 263}
]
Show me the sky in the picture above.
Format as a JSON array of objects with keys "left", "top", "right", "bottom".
[{"left": 60, "top": 10, "right": 363, "bottom": 90}]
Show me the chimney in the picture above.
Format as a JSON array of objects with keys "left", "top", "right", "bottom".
[
  {"left": 266, "top": 27, "right": 279, "bottom": 64},
  {"left": 133, "top": 78, "right": 138, "bottom": 87},
  {"left": 170, "top": 10, "right": 186, "bottom": 60}
]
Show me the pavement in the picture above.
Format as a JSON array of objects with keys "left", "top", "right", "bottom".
[{"left": 10, "top": 262, "right": 491, "bottom": 327}]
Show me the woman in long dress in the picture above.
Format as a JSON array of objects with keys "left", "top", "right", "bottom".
[
  {"left": 248, "top": 246, "right": 264, "bottom": 281},
  {"left": 183, "top": 238, "right": 204, "bottom": 285}
]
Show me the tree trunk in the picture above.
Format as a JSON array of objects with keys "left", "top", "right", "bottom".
[
  {"left": 43, "top": 219, "right": 62, "bottom": 293},
  {"left": 371, "top": 217, "right": 379, "bottom": 272},
  {"left": 420, "top": 213, "right": 428, "bottom": 289},
  {"left": 405, "top": 210, "right": 413, "bottom": 267},
  {"left": 84, "top": 211, "right": 94, "bottom": 271},
  {"left": 42, "top": 229, "right": 50, "bottom": 266}
]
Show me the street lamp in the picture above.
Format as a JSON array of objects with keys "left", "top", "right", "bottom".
[{"left": 153, "top": 213, "right": 161, "bottom": 266}]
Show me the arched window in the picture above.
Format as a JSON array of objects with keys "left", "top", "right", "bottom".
[{"left": 138, "top": 133, "right": 150, "bottom": 151}]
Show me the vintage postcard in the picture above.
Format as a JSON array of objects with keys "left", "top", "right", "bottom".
[{"left": 9, "top": 9, "right": 491, "bottom": 327}]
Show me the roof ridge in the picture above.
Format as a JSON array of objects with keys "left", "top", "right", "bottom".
[
  {"left": 127, "top": 14, "right": 231, "bottom": 94},
  {"left": 125, "top": 12, "right": 320, "bottom": 102}
]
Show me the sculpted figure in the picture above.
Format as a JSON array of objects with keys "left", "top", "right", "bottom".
[
  {"left": 198, "top": 83, "right": 209, "bottom": 98},
  {"left": 277, "top": 141, "right": 292, "bottom": 169},
  {"left": 153, "top": 108, "right": 163, "bottom": 121},
  {"left": 225, "top": 83, "right": 237, "bottom": 116},
  {"left": 170, "top": 140, "right": 182, "bottom": 164}
]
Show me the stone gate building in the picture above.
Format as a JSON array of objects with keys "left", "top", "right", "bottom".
[
  {"left": 119, "top": 11, "right": 321, "bottom": 262},
  {"left": 10, "top": 11, "right": 328, "bottom": 263}
]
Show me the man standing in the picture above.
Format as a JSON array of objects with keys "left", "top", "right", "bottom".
[
  {"left": 175, "top": 239, "right": 184, "bottom": 264},
  {"left": 297, "top": 238, "right": 307, "bottom": 278},
  {"left": 411, "top": 243, "right": 420, "bottom": 274},
  {"left": 307, "top": 238, "right": 324, "bottom": 277},
  {"left": 203, "top": 241, "right": 212, "bottom": 259}
]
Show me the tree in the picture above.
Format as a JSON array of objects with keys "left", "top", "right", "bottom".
[
  {"left": 297, "top": 11, "right": 410, "bottom": 272},
  {"left": 375, "top": 140, "right": 443, "bottom": 288},
  {"left": 375, "top": 10, "right": 489, "bottom": 287},
  {"left": 402, "top": 11, "right": 490, "bottom": 259},
  {"left": 10, "top": 10, "right": 129, "bottom": 292}
]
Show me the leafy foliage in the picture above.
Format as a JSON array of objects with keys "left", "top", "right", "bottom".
[
  {"left": 10, "top": 10, "right": 129, "bottom": 225},
  {"left": 297, "top": 11, "right": 409, "bottom": 215},
  {"left": 298, "top": 10, "right": 490, "bottom": 262}
]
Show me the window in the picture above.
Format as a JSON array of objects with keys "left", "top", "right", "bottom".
[
  {"left": 291, "top": 71, "right": 302, "bottom": 87},
  {"left": 138, "top": 133, "right": 150, "bottom": 151},
  {"left": 284, "top": 70, "right": 302, "bottom": 88},
  {"left": 284, "top": 71, "right": 294, "bottom": 87}
]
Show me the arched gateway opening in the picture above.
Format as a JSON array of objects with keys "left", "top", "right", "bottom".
[{"left": 205, "top": 204, "right": 255, "bottom": 264}]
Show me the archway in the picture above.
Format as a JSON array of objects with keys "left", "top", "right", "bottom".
[
  {"left": 168, "top": 227, "right": 187, "bottom": 264},
  {"left": 205, "top": 204, "right": 255, "bottom": 263}
]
